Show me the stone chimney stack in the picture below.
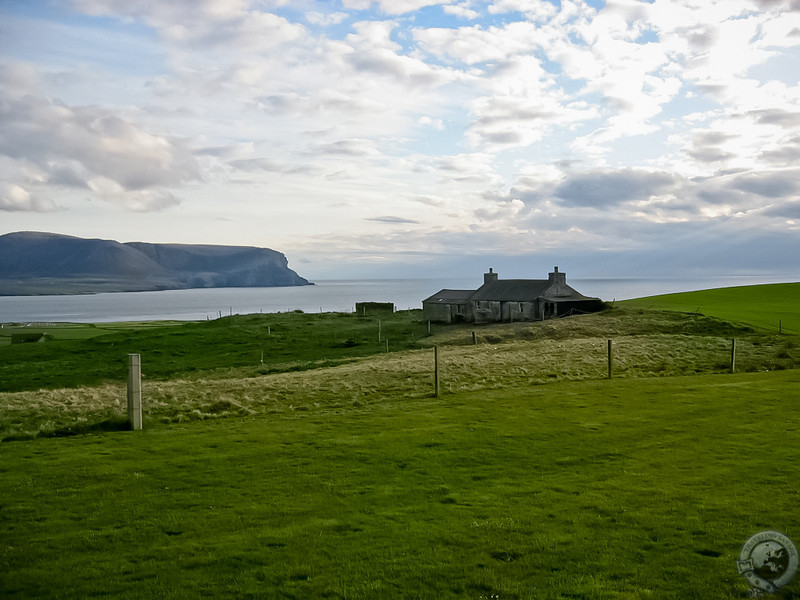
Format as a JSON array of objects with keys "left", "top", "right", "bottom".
[
  {"left": 484, "top": 267, "right": 499, "bottom": 285},
  {"left": 548, "top": 266, "right": 566, "bottom": 286}
]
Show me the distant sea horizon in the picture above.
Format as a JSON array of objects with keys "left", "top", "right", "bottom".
[{"left": 0, "top": 275, "right": 797, "bottom": 324}]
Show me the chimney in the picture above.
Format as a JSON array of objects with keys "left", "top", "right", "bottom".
[
  {"left": 548, "top": 266, "right": 566, "bottom": 286},
  {"left": 484, "top": 267, "right": 498, "bottom": 284}
]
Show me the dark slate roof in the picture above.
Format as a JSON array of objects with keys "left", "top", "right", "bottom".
[
  {"left": 470, "top": 279, "right": 594, "bottom": 302},
  {"left": 423, "top": 289, "right": 475, "bottom": 303},
  {"left": 470, "top": 279, "right": 552, "bottom": 301},
  {"left": 423, "top": 275, "right": 599, "bottom": 304}
]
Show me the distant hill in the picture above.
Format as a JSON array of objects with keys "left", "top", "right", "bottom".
[{"left": 0, "top": 232, "right": 311, "bottom": 295}]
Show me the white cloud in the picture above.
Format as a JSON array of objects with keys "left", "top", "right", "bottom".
[
  {"left": 419, "top": 116, "right": 445, "bottom": 130},
  {"left": 0, "top": 183, "right": 57, "bottom": 212},
  {"left": 488, "top": 0, "right": 558, "bottom": 21},
  {"left": 306, "top": 11, "right": 349, "bottom": 26},
  {"left": 443, "top": 3, "right": 480, "bottom": 20},
  {"left": 0, "top": 94, "right": 200, "bottom": 211},
  {"left": 414, "top": 21, "right": 537, "bottom": 64}
]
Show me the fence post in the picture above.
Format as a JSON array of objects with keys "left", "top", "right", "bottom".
[
  {"left": 127, "top": 353, "right": 142, "bottom": 431},
  {"left": 731, "top": 338, "right": 736, "bottom": 373},
  {"left": 472, "top": 331, "right": 477, "bottom": 345},
  {"left": 607, "top": 339, "right": 613, "bottom": 379},
  {"left": 434, "top": 345, "right": 440, "bottom": 398}
]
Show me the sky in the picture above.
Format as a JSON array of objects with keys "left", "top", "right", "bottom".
[{"left": 1, "top": 0, "right": 799, "bottom": 281}]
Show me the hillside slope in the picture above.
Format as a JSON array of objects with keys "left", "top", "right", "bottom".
[
  {"left": 619, "top": 282, "right": 799, "bottom": 334},
  {"left": 0, "top": 232, "right": 310, "bottom": 295}
]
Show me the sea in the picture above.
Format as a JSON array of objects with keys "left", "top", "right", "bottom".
[{"left": 0, "top": 275, "right": 797, "bottom": 324}]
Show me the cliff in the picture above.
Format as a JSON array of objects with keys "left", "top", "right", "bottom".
[{"left": 0, "top": 232, "right": 311, "bottom": 295}]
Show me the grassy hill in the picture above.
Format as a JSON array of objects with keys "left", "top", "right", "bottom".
[
  {"left": 1, "top": 283, "right": 799, "bottom": 598},
  {"left": 619, "top": 282, "right": 800, "bottom": 334}
]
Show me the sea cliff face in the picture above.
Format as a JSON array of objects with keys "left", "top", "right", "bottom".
[{"left": 0, "top": 232, "right": 311, "bottom": 295}]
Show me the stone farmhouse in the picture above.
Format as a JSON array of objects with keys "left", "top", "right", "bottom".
[{"left": 422, "top": 267, "right": 605, "bottom": 324}]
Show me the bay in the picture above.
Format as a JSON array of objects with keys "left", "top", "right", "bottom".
[{"left": 0, "top": 275, "right": 796, "bottom": 324}]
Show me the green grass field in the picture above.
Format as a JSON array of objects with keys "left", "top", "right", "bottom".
[
  {"left": 0, "top": 311, "right": 428, "bottom": 392},
  {"left": 2, "top": 371, "right": 799, "bottom": 599},
  {"left": 1, "top": 284, "right": 799, "bottom": 598},
  {"left": 620, "top": 282, "right": 800, "bottom": 334}
]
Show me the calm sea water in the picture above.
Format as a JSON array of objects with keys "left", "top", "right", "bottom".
[{"left": 0, "top": 276, "right": 796, "bottom": 323}]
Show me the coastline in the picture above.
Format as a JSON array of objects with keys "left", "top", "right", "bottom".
[{"left": 0, "top": 276, "right": 797, "bottom": 324}]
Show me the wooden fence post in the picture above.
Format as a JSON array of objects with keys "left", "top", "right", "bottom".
[
  {"left": 731, "top": 338, "right": 736, "bottom": 373},
  {"left": 434, "top": 345, "right": 440, "bottom": 398},
  {"left": 127, "top": 353, "right": 142, "bottom": 431},
  {"left": 472, "top": 331, "right": 477, "bottom": 345},
  {"left": 607, "top": 339, "right": 613, "bottom": 379}
]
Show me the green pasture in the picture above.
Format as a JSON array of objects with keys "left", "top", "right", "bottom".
[
  {"left": 620, "top": 282, "right": 800, "bottom": 334},
  {"left": 0, "top": 311, "right": 428, "bottom": 392},
  {"left": 0, "top": 321, "right": 188, "bottom": 346},
  {"left": 2, "top": 371, "right": 799, "bottom": 599}
]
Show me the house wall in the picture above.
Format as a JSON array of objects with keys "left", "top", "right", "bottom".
[
  {"left": 422, "top": 302, "right": 451, "bottom": 323},
  {"left": 473, "top": 300, "right": 540, "bottom": 323},
  {"left": 423, "top": 302, "right": 471, "bottom": 323}
]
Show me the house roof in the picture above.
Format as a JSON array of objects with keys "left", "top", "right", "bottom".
[
  {"left": 470, "top": 279, "right": 554, "bottom": 301},
  {"left": 422, "top": 289, "right": 475, "bottom": 303},
  {"left": 423, "top": 270, "right": 600, "bottom": 305}
]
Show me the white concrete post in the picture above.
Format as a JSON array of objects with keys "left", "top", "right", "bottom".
[{"left": 127, "top": 353, "right": 142, "bottom": 430}]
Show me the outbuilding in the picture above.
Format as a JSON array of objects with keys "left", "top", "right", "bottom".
[{"left": 422, "top": 267, "right": 605, "bottom": 324}]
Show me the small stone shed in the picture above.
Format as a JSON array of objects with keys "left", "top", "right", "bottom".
[{"left": 422, "top": 267, "right": 605, "bottom": 324}]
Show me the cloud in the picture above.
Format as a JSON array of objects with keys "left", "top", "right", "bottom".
[
  {"left": 306, "top": 11, "right": 349, "bottom": 26},
  {"left": 763, "top": 200, "right": 800, "bottom": 219},
  {"left": 347, "top": 20, "right": 454, "bottom": 88},
  {"left": 366, "top": 215, "right": 421, "bottom": 224},
  {"left": 0, "top": 183, "right": 58, "bottom": 212},
  {"left": 310, "top": 139, "right": 379, "bottom": 157},
  {"left": 748, "top": 109, "right": 800, "bottom": 127},
  {"left": 682, "top": 131, "right": 738, "bottom": 164},
  {"left": 0, "top": 94, "right": 200, "bottom": 210},
  {"left": 730, "top": 169, "right": 800, "bottom": 199},
  {"left": 443, "top": 3, "right": 480, "bottom": 20},
  {"left": 418, "top": 116, "right": 445, "bottom": 130},
  {"left": 488, "top": 0, "right": 558, "bottom": 21},
  {"left": 414, "top": 21, "right": 537, "bottom": 65},
  {"left": 74, "top": 0, "right": 306, "bottom": 52},
  {"left": 759, "top": 135, "right": 800, "bottom": 166},
  {"left": 341, "top": 0, "right": 450, "bottom": 15},
  {"left": 553, "top": 169, "right": 680, "bottom": 208}
]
